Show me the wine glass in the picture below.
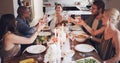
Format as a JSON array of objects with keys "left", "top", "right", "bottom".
[{"left": 69, "top": 34, "right": 75, "bottom": 50}]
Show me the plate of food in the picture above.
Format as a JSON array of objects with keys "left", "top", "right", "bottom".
[
  {"left": 70, "top": 25, "right": 82, "bottom": 31},
  {"left": 19, "top": 58, "right": 38, "bottom": 63},
  {"left": 42, "top": 26, "right": 50, "bottom": 31},
  {"left": 26, "top": 45, "right": 46, "bottom": 54},
  {"left": 75, "top": 44, "right": 95, "bottom": 52},
  {"left": 71, "top": 31, "right": 85, "bottom": 35},
  {"left": 74, "top": 33, "right": 89, "bottom": 42},
  {"left": 38, "top": 32, "right": 51, "bottom": 36},
  {"left": 75, "top": 57, "right": 100, "bottom": 63}
]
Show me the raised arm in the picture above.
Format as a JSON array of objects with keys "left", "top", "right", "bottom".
[
  {"left": 74, "top": 19, "right": 93, "bottom": 34},
  {"left": 6, "top": 19, "right": 46, "bottom": 44}
]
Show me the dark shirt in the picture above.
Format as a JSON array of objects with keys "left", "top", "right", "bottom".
[
  {"left": 82, "top": 15, "right": 103, "bottom": 50},
  {"left": 98, "top": 37, "right": 115, "bottom": 60},
  {"left": 82, "top": 15, "right": 103, "bottom": 38},
  {"left": 16, "top": 16, "right": 36, "bottom": 37}
]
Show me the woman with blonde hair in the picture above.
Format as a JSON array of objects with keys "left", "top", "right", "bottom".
[{"left": 97, "top": 8, "right": 120, "bottom": 63}]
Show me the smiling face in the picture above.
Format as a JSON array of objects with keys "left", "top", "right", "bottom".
[{"left": 55, "top": 5, "right": 62, "bottom": 13}]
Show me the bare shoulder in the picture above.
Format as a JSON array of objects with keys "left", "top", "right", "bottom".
[
  {"left": 5, "top": 32, "right": 19, "bottom": 40},
  {"left": 5, "top": 32, "right": 14, "bottom": 39}
]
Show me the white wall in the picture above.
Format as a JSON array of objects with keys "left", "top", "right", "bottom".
[
  {"left": 48, "top": 0, "right": 80, "bottom": 5},
  {"left": 13, "top": 0, "right": 19, "bottom": 17},
  {"left": 0, "top": 0, "right": 19, "bottom": 18},
  {"left": 48, "top": 0, "right": 91, "bottom": 6},
  {"left": 30, "top": 0, "right": 43, "bottom": 26}
]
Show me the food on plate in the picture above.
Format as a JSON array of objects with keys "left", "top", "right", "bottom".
[
  {"left": 43, "top": 26, "right": 50, "bottom": 30},
  {"left": 19, "top": 58, "right": 38, "bottom": 63},
  {"left": 75, "top": 33, "right": 88, "bottom": 39},
  {"left": 76, "top": 58, "right": 97, "bottom": 63},
  {"left": 37, "top": 36, "right": 48, "bottom": 42},
  {"left": 76, "top": 57, "right": 100, "bottom": 63}
]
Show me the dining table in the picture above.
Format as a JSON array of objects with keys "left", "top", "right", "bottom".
[{"left": 2, "top": 24, "right": 103, "bottom": 63}]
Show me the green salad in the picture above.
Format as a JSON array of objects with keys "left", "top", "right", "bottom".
[
  {"left": 76, "top": 58, "right": 98, "bottom": 63},
  {"left": 37, "top": 36, "right": 48, "bottom": 42}
]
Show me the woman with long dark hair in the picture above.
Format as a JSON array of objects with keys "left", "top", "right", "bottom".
[{"left": 0, "top": 14, "right": 45, "bottom": 58}]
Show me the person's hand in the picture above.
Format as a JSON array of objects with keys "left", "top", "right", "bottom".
[
  {"left": 91, "top": 29, "right": 96, "bottom": 36},
  {"left": 68, "top": 16, "right": 74, "bottom": 23},
  {"left": 36, "top": 20, "right": 46, "bottom": 32},
  {"left": 35, "top": 15, "right": 47, "bottom": 27},
  {"left": 73, "top": 19, "right": 85, "bottom": 26}
]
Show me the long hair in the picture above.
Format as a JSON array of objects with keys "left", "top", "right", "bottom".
[
  {"left": 105, "top": 8, "right": 120, "bottom": 28},
  {"left": 0, "top": 14, "right": 17, "bottom": 39}
]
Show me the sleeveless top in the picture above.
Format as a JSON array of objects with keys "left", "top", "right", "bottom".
[
  {"left": 0, "top": 38, "right": 20, "bottom": 58},
  {"left": 97, "top": 37, "right": 115, "bottom": 60}
]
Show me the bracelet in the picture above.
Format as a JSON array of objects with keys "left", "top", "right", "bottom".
[
  {"left": 36, "top": 31, "right": 39, "bottom": 35},
  {"left": 90, "top": 36, "right": 93, "bottom": 39}
]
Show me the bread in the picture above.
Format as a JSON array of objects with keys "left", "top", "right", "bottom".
[{"left": 19, "top": 58, "right": 38, "bottom": 63}]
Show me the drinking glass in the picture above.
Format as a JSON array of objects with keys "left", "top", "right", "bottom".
[{"left": 69, "top": 34, "right": 75, "bottom": 50}]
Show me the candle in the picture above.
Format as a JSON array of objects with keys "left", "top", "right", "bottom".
[
  {"left": 62, "top": 24, "right": 64, "bottom": 32},
  {"left": 55, "top": 28, "right": 57, "bottom": 38}
]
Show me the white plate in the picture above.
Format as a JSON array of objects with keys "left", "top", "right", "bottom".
[
  {"left": 75, "top": 37, "right": 86, "bottom": 42},
  {"left": 70, "top": 25, "right": 82, "bottom": 31},
  {"left": 26, "top": 45, "right": 46, "bottom": 54},
  {"left": 38, "top": 32, "right": 51, "bottom": 36},
  {"left": 75, "top": 44, "right": 94, "bottom": 52},
  {"left": 71, "top": 31, "right": 85, "bottom": 35},
  {"left": 74, "top": 34, "right": 88, "bottom": 42}
]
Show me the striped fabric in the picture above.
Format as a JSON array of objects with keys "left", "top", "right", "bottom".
[{"left": 98, "top": 37, "right": 115, "bottom": 60}]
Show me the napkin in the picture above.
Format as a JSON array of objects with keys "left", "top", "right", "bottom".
[{"left": 44, "top": 42, "right": 61, "bottom": 63}]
